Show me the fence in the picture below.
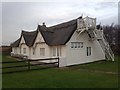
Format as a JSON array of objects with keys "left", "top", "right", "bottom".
[{"left": 0, "top": 57, "right": 59, "bottom": 74}]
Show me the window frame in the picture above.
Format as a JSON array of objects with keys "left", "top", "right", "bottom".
[
  {"left": 40, "top": 48, "right": 45, "bottom": 56},
  {"left": 52, "top": 47, "right": 61, "bottom": 57},
  {"left": 33, "top": 47, "right": 35, "bottom": 55},
  {"left": 52, "top": 48, "right": 56, "bottom": 56},
  {"left": 87, "top": 47, "right": 91, "bottom": 56},
  {"left": 71, "top": 42, "right": 84, "bottom": 48},
  {"left": 23, "top": 48, "right": 26, "bottom": 54}
]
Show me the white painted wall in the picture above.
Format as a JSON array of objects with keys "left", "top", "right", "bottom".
[
  {"left": 30, "top": 31, "right": 66, "bottom": 60},
  {"left": 50, "top": 45, "right": 66, "bottom": 58},
  {"left": 65, "top": 31, "right": 105, "bottom": 66},
  {"left": 30, "top": 31, "right": 50, "bottom": 59},
  {"left": 59, "top": 58, "right": 67, "bottom": 67},
  {"left": 11, "top": 26, "right": 105, "bottom": 67},
  {"left": 11, "top": 36, "right": 30, "bottom": 58},
  {"left": 30, "top": 43, "right": 50, "bottom": 59}
]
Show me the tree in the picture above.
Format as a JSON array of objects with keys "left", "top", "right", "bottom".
[{"left": 102, "top": 24, "right": 120, "bottom": 55}]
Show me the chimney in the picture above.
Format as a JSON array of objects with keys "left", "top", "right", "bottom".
[{"left": 42, "top": 22, "right": 46, "bottom": 27}]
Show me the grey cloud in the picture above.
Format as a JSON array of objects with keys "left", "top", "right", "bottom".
[
  {"left": 118, "top": 1, "right": 120, "bottom": 24},
  {"left": 95, "top": 2, "right": 118, "bottom": 10},
  {"left": 2, "top": 1, "right": 118, "bottom": 45}
]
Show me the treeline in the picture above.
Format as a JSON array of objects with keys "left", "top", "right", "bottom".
[
  {"left": 0, "top": 46, "right": 12, "bottom": 55},
  {"left": 103, "top": 24, "right": 120, "bottom": 55}
]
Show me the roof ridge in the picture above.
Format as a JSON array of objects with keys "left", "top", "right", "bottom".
[
  {"left": 48, "top": 19, "right": 77, "bottom": 29},
  {"left": 22, "top": 30, "right": 37, "bottom": 33},
  {"left": 11, "top": 16, "right": 80, "bottom": 47}
]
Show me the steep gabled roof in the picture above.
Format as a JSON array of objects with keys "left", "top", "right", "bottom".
[
  {"left": 11, "top": 30, "right": 38, "bottom": 47},
  {"left": 11, "top": 17, "right": 82, "bottom": 47},
  {"left": 22, "top": 30, "right": 38, "bottom": 46},
  {"left": 38, "top": 19, "right": 77, "bottom": 45},
  {"left": 11, "top": 38, "right": 20, "bottom": 47}
]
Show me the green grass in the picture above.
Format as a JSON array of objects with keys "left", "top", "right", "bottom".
[
  {"left": 2, "top": 54, "right": 29, "bottom": 73},
  {"left": 2, "top": 54, "right": 119, "bottom": 88},
  {"left": 68, "top": 58, "right": 118, "bottom": 73}
]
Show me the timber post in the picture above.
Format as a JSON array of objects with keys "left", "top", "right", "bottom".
[{"left": 58, "top": 57, "right": 59, "bottom": 68}]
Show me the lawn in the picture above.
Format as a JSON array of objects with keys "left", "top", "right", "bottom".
[{"left": 2, "top": 53, "right": 119, "bottom": 88}]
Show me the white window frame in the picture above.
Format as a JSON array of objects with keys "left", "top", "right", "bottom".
[
  {"left": 40, "top": 48, "right": 45, "bottom": 56},
  {"left": 81, "top": 42, "right": 83, "bottom": 48},
  {"left": 52, "top": 48, "right": 56, "bottom": 56},
  {"left": 23, "top": 48, "right": 26, "bottom": 54},
  {"left": 87, "top": 47, "right": 91, "bottom": 56},
  {"left": 78, "top": 42, "right": 80, "bottom": 48},
  {"left": 71, "top": 42, "right": 74, "bottom": 48},
  {"left": 71, "top": 42, "right": 83, "bottom": 48},
  {"left": 52, "top": 47, "right": 61, "bottom": 57},
  {"left": 57, "top": 47, "right": 61, "bottom": 57},
  {"left": 74, "top": 42, "right": 77, "bottom": 48}
]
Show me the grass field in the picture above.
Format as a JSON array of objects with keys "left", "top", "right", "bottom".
[{"left": 2, "top": 54, "right": 119, "bottom": 88}]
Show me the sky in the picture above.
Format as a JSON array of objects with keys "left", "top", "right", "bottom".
[{"left": 1, "top": 0, "right": 119, "bottom": 46}]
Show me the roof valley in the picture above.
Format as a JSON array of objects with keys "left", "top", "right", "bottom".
[{"left": 11, "top": 18, "right": 78, "bottom": 47}]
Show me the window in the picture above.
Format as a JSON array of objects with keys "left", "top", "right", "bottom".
[
  {"left": 33, "top": 47, "right": 35, "bottom": 55},
  {"left": 71, "top": 42, "right": 83, "bottom": 48},
  {"left": 57, "top": 48, "right": 59, "bottom": 56},
  {"left": 52, "top": 48, "right": 56, "bottom": 56},
  {"left": 14, "top": 48, "right": 17, "bottom": 53},
  {"left": 87, "top": 47, "right": 91, "bottom": 56},
  {"left": 57, "top": 48, "right": 61, "bottom": 56},
  {"left": 40, "top": 48, "right": 45, "bottom": 56},
  {"left": 74, "top": 43, "right": 77, "bottom": 48},
  {"left": 52, "top": 47, "right": 61, "bottom": 57},
  {"left": 80, "top": 42, "right": 83, "bottom": 48},
  {"left": 78, "top": 42, "right": 80, "bottom": 48},
  {"left": 71, "top": 43, "right": 74, "bottom": 48},
  {"left": 23, "top": 48, "right": 26, "bottom": 54}
]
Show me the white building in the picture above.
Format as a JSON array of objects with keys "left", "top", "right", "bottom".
[{"left": 11, "top": 16, "right": 114, "bottom": 67}]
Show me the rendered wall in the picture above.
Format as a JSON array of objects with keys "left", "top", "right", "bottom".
[{"left": 66, "top": 31, "right": 105, "bottom": 66}]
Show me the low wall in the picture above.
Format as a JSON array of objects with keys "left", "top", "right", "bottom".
[{"left": 59, "top": 58, "right": 67, "bottom": 67}]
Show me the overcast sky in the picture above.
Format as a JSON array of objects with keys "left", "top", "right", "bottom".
[{"left": 1, "top": 0, "right": 119, "bottom": 46}]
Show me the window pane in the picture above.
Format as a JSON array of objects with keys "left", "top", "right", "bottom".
[
  {"left": 71, "top": 42, "right": 83, "bottom": 48},
  {"left": 87, "top": 47, "right": 91, "bottom": 56},
  {"left": 57, "top": 48, "right": 59, "bottom": 56},
  {"left": 87, "top": 47, "right": 88, "bottom": 56},
  {"left": 71, "top": 42, "right": 74, "bottom": 48},
  {"left": 59, "top": 48, "right": 61, "bottom": 56},
  {"left": 40, "top": 48, "right": 45, "bottom": 56},
  {"left": 53, "top": 48, "right": 56, "bottom": 56},
  {"left": 78, "top": 42, "right": 80, "bottom": 48},
  {"left": 23, "top": 48, "right": 26, "bottom": 54},
  {"left": 33, "top": 48, "right": 35, "bottom": 55},
  {"left": 75, "top": 42, "right": 77, "bottom": 48},
  {"left": 57, "top": 48, "right": 61, "bottom": 57},
  {"left": 89, "top": 47, "right": 91, "bottom": 56},
  {"left": 81, "top": 42, "right": 83, "bottom": 48}
]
